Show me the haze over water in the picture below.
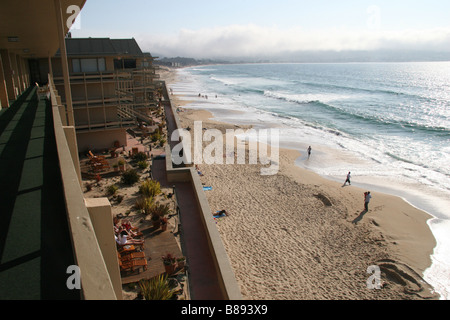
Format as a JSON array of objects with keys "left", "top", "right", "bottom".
[{"left": 170, "top": 62, "right": 450, "bottom": 299}]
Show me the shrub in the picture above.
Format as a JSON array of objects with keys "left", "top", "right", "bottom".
[
  {"left": 139, "top": 179, "right": 161, "bottom": 197},
  {"left": 149, "top": 202, "right": 171, "bottom": 218},
  {"left": 135, "top": 195, "right": 154, "bottom": 214},
  {"left": 121, "top": 169, "right": 140, "bottom": 185},
  {"left": 137, "top": 160, "right": 148, "bottom": 169},
  {"left": 85, "top": 183, "right": 93, "bottom": 192},
  {"left": 139, "top": 274, "right": 176, "bottom": 300},
  {"left": 133, "top": 151, "right": 148, "bottom": 162},
  {"left": 106, "top": 184, "right": 119, "bottom": 196},
  {"left": 151, "top": 131, "right": 161, "bottom": 142}
]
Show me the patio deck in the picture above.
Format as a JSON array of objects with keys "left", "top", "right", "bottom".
[{"left": 120, "top": 222, "right": 183, "bottom": 285}]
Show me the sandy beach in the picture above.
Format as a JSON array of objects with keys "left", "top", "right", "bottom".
[{"left": 160, "top": 66, "right": 439, "bottom": 300}]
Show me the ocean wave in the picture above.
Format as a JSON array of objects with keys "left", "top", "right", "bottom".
[
  {"left": 264, "top": 90, "right": 450, "bottom": 136},
  {"left": 210, "top": 76, "right": 241, "bottom": 86},
  {"left": 296, "top": 80, "right": 420, "bottom": 99},
  {"left": 264, "top": 90, "right": 346, "bottom": 104}
]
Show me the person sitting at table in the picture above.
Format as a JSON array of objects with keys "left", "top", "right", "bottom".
[{"left": 115, "top": 230, "right": 144, "bottom": 246}]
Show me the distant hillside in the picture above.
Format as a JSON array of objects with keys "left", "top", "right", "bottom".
[
  {"left": 154, "top": 50, "right": 450, "bottom": 67},
  {"left": 154, "top": 56, "right": 232, "bottom": 67}
]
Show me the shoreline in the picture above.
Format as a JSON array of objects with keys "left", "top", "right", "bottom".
[{"left": 159, "top": 66, "right": 439, "bottom": 299}]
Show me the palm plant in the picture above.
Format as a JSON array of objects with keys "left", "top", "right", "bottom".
[
  {"left": 149, "top": 202, "right": 171, "bottom": 218},
  {"left": 138, "top": 274, "right": 176, "bottom": 300},
  {"left": 135, "top": 195, "right": 154, "bottom": 214}
]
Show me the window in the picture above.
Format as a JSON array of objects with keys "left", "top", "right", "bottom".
[
  {"left": 72, "top": 58, "right": 106, "bottom": 73},
  {"left": 114, "top": 59, "right": 137, "bottom": 70},
  {"left": 123, "top": 59, "right": 136, "bottom": 69},
  {"left": 80, "top": 59, "right": 97, "bottom": 72},
  {"left": 98, "top": 58, "right": 106, "bottom": 71},
  {"left": 72, "top": 59, "right": 81, "bottom": 73}
]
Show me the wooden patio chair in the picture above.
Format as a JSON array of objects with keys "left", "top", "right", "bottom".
[
  {"left": 88, "top": 150, "right": 106, "bottom": 160},
  {"left": 117, "top": 242, "right": 144, "bottom": 254},
  {"left": 120, "top": 251, "right": 146, "bottom": 261},
  {"left": 88, "top": 151, "right": 110, "bottom": 172},
  {"left": 118, "top": 255, "right": 148, "bottom": 273}
]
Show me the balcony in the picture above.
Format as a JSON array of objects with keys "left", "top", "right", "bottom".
[
  {"left": 0, "top": 81, "right": 117, "bottom": 299},
  {"left": 75, "top": 118, "right": 135, "bottom": 132}
]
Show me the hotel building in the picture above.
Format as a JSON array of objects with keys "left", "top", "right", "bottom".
[
  {"left": 31, "top": 37, "right": 160, "bottom": 152},
  {"left": 0, "top": 0, "right": 241, "bottom": 301},
  {"left": 0, "top": 0, "right": 119, "bottom": 300}
]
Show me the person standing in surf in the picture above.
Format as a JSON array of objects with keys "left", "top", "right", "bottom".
[
  {"left": 307, "top": 146, "right": 312, "bottom": 159},
  {"left": 364, "top": 191, "right": 372, "bottom": 211}
]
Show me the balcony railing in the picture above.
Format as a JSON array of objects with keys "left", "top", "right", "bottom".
[{"left": 48, "top": 74, "right": 117, "bottom": 300}]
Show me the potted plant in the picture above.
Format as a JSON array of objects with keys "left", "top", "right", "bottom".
[
  {"left": 151, "top": 214, "right": 161, "bottom": 229},
  {"left": 149, "top": 202, "right": 170, "bottom": 217},
  {"left": 176, "top": 256, "right": 186, "bottom": 269},
  {"left": 160, "top": 217, "right": 168, "bottom": 231},
  {"left": 161, "top": 253, "right": 177, "bottom": 275},
  {"left": 118, "top": 159, "right": 126, "bottom": 171}
]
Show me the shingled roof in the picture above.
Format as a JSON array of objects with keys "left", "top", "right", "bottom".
[{"left": 56, "top": 37, "right": 148, "bottom": 57}]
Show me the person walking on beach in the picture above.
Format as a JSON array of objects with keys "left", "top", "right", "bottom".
[
  {"left": 343, "top": 171, "right": 351, "bottom": 186},
  {"left": 307, "top": 146, "right": 312, "bottom": 159},
  {"left": 364, "top": 191, "right": 372, "bottom": 211}
]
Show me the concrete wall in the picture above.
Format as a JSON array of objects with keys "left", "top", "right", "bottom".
[
  {"left": 77, "top": 127, "right": 127, "bottom": 153},
  {"left": 85, "top": 198, "right": 123, "bottom": 300},
  {"left": 73, "top": 105, "right": 119, "bottom": 125},
  {"left": 162, "top": 84, "right": 242, "bottom": 300},
  {"left": 51, "top": 90, "right": 117, "bottom": 300}
]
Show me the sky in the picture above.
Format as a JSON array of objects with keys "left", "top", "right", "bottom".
[{"left": 69, "top": 0, "right": 450, "bottom": 61}]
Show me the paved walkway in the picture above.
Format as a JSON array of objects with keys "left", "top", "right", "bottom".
[
  {"left": 155, "top": 85, "right": 228, "bottom": 299},
  {"left": 152, "top": 158, "right": 225, "bottom": 300},
  {"left": 0, "top": 87, "right": 79, "bottom": 299}
]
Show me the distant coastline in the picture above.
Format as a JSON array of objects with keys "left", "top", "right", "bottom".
[{"left": 154, "top": 50, "right": 450, "bottom": 68}]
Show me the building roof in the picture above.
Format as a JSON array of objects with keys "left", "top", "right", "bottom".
[{"left": 56, "top": 37, "right": 150, "bottom": 57}]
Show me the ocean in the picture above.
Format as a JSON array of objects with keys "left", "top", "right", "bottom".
[{"left": 169, "top": 62, "right": 450, "bottom": 299}]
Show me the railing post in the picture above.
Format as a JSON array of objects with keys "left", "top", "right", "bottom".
[{"left": 54, "top": 0, "right": 75, "bottom": 127}]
